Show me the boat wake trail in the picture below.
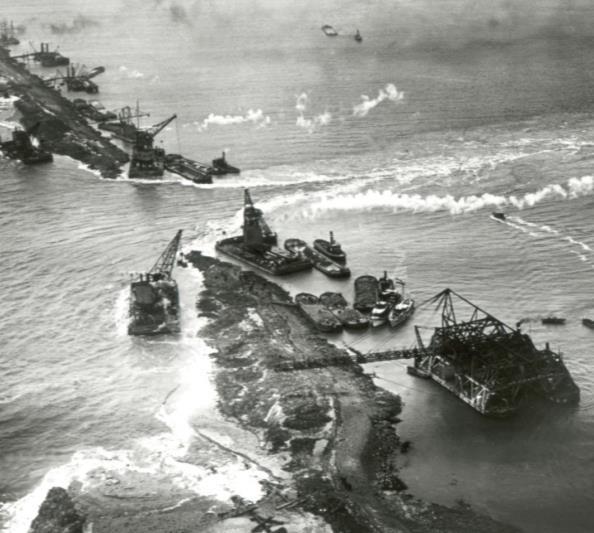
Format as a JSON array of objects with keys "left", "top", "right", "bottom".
[{"left": 509, "top": 216, "right": 594, "bottom": 265}]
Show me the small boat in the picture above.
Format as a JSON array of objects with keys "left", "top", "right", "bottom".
[
  {"left": 354, "top": 275, "right": 379, "bottom": 312},
  {"left": 542, "top": 316, "right": 566, "bottom": 325},
  {"left": 285, "top": 238, "right": 350, "bottom": 278},
  {"left": 319, "top": 292, "right": 369, "bottom": 330},
  {"left": 295, "top": 293, "right": 343, "bottom": 333},
  {"left": 313, "top": 231, "right": 346, "bottom": 263},
  {"left": 321, "top": 24, "right": 338, "bottom": 37},
  {"left": 164, "top": 153, "right": 213, "bottom": 184},
  {"left": 582, "top": 318, "right": 594, "bottom": 329},
  {"left": 388, "top": 298, "right": 415, "bottom": 328},
  {"left": 492, "top": 212, "right": 506, "bottom": 221},
  {"left": 388, "top": 280, "right": 414, "bottom": 328},
  {"left": 211, "top": 151, "right": 240, "bottom": 175},
  {"left": 370, "top": 289, "right": 401, "bottom": 327},
  {"left": 354, "top": 29, "right": 362, "bottom": 42}
]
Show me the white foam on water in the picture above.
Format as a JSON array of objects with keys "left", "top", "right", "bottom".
[
  {"left": 113, "top": 286, "right": 130, "bottom": 337},
  {"left": 294, "top": 175, "right": 594, "bottom": 217}
]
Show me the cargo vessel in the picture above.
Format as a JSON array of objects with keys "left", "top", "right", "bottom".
[
  {"left": 284, "top": 238, "right": 350, "bottom": 278},
  {"left": 295, "top": 293, "right": 343, "bottom": 333},
  {"left": 215, "top": 190, "right": 313, "bottom": 276},
  {"left": 128, "top": 230, "right": 182, "bottom": 336}
]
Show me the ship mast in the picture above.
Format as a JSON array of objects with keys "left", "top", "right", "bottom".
[{"left": 149, "top": 229, "right": 182, "bottom": 278}]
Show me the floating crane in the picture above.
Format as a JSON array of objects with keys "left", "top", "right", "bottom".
[
  {"left": 128, "top": 113, "right": 176, "bottom": 178},
  {"left": 44, "top": 64, "right": 105, "bottom": 94},
  {"left": 128, "top": 230, "right": 182, "bottom": 336},
  {"left": 12, "top": 42, "right": 69, "bottom": 67},
  {"left": 353, "top": 288, "right": 580, "bottom": 417},
  {"left": 149, "top": 229, "right": 183, "bottom": 279}
]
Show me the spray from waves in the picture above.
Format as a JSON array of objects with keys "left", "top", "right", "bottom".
[
  {"left": 297, "top": 175, "right": 594, "bottom": 217},
  {"left": 194, "top": 109, "right": 271, "bottom": 132},
  {"left": 2, "top": 268, "right": 269, "bottom": 533},
  {"left": 114, "top": 286, "right": 130, "bottom": 337},
  {"left": 294, "top": 92, "right": 331, "bottom": 133},
  {"left": 118, "top": 65, "right": 144, "bottom": 79},
  {"left": 352, "top": 83, "right": 404, "bottom": 117}
]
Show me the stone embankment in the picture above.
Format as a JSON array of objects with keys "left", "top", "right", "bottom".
[
  {"left": 0, "top": 47, "right": 128, "bottom": 178},
  {"left": 29, "top": 252, "right": 523, "bottom": 533}
]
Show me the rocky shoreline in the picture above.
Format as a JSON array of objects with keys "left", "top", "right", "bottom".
[
  {"left": 0, "top": 47, "right": 128, "bottom": 178},
  {"left": 27, "top": 252, "right": 523, "bottom": 532}
]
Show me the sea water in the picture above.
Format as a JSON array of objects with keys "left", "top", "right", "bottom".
[{"left": 2, "top": 1, "right": 594, "bottom": 532}]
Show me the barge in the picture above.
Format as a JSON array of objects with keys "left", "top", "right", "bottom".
[{"left": 295, "top": 292, "right": 343, "bottom": 333}]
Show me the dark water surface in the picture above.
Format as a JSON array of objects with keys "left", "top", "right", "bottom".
[{"left": 2, "top": 1, "right": 594, "bottom": 532}]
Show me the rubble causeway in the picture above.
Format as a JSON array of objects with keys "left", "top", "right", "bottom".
[{"left": 0, "top": 47, "right": 128, "bottom": 178}]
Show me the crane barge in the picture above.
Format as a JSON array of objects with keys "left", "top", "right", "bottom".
[
  {"left": 128, "top": 230, "right": 182, "bottom": 336},
  {"left": 355, "top": 288, "right": 580, "bottom": 417},
  {"left": 128, "top": 113, "right": 176, "bottom": 178}
]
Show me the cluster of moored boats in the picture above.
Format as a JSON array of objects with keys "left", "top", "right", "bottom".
[
  {"left": 213, "top": 189, "right": 416, "bottom": 333},
  {"left": 295, "top": 274, "right": 415, "bottom": 333}
]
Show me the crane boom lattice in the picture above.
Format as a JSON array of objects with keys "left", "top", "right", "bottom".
[{"left": 149, "top": 230, "right": 182, "bottom": 278}]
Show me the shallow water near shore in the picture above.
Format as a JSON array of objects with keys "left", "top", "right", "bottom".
[{"left": 3, "top": 1, "right": 594, "bottom": 532}]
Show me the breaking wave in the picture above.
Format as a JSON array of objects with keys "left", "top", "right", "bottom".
[
  {"left": 194, "top": 109, "right": 271, "bottom": 132},
  {"left": 295, "top": 92, "right": 331, "bottom": 133},
  {"left": 352, "top": 83, "right": 404, "bottom": 117},
  {"left": 299, "top": 175, "right": 594, "bottom": 216}
]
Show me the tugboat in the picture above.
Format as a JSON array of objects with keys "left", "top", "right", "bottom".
[
  {"left": 354, "top": 29, "right": 362, "bottom": 42},
  {"left": 313, "top": 231, "right": 347, "bottom": 263},
  {"left": 215, "top": 190, "right": 313, "bottom": 276},
  {"left": 0, "top": 125, "right": 53, "bottom": 165},
  {"left": 353, "top": 275, "right": 379, "bottom": 312},
  {"left": 128, "top": 114, "right": 176, "bottom": 179},
  {"left": 295, "top": 293, "right": 342, "bottom": 333},
  {"left": 388, "top": 280, "right": 415, "bottom": 328},
  {"left": 284, "top": 238, "right": 350, "bottom": 278},
  {"left": 211, "top": 151, "right": 240, "bottom": 175},
  {"left": 128, "top": 230, "right": 182, "bottom": 336},
  {"left": 319, "top": 292, "right": 369, "bottom": 329}
]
